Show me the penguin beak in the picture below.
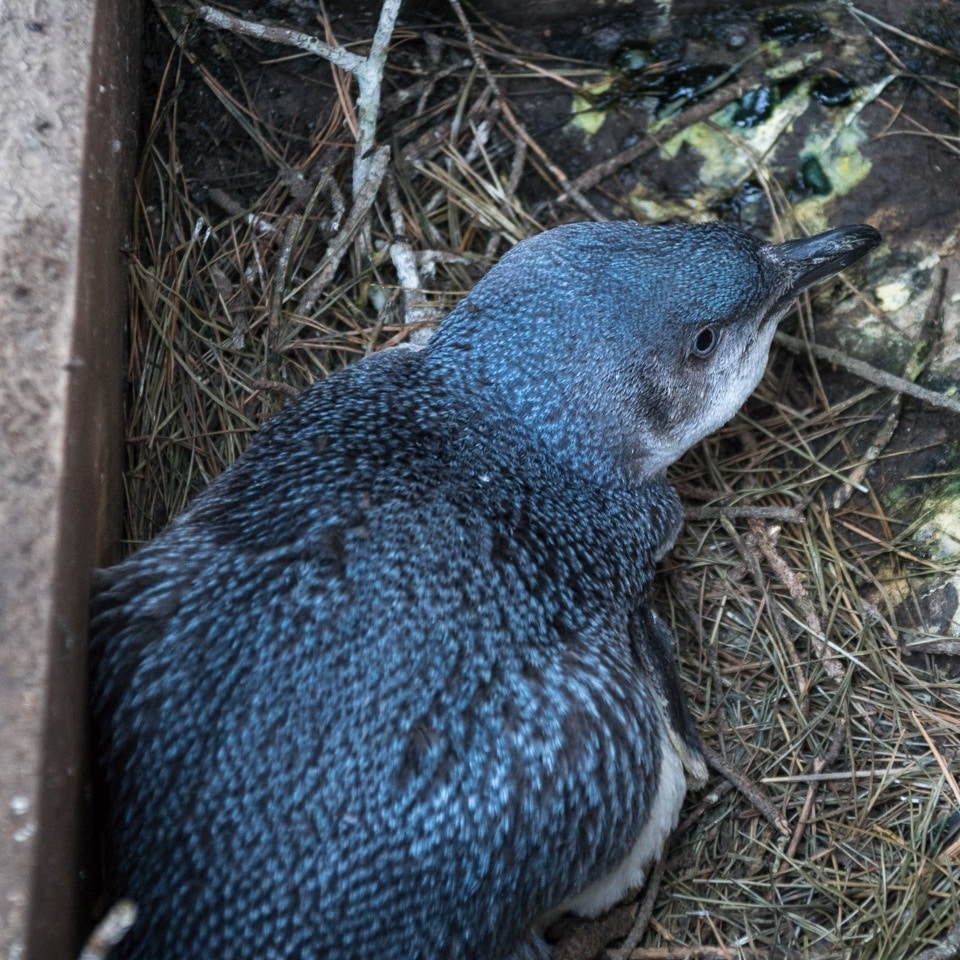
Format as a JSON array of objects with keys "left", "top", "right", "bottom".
[{"left": 772, "top": 224, "right": 881, "bottom": 297}]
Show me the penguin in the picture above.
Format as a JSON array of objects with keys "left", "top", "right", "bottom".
[{"left": 89, "top": 220, "right": 880, "bottom": 960}]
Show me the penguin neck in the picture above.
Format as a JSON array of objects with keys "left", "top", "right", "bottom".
[{"left": 423, "top": 334, "right": 659, "bottom": 490}]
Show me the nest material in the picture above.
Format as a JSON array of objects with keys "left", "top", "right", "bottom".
[{"left": 123, "top": 2, "right": 960, "bottom": 958}]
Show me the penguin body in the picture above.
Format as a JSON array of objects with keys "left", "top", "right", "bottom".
[{"left": 90, "top": 220, "right": 880, "bottom": 959}]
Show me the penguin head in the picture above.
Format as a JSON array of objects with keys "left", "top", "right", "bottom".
[{"left": 427, "top": 220, "right": 880, "bottom": 482}]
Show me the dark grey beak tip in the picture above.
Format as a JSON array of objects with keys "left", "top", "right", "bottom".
[{"left": 775, "top": 224, "right": 882, "bottom": 293}]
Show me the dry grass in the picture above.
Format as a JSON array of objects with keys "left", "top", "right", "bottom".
[
  {"left": 658, "top": 374, "right": 960, "bottom": 960},
  {"left": 124, "top": 2, "right": 960, "bottom": 958}
]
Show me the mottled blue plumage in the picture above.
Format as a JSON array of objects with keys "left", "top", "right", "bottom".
[{"left": 89, "top": 220, "right": 879, "bottom": 960}]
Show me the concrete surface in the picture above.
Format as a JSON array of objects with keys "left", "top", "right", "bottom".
[{"left": 0, "top": 1, "right": 140, "bottom": 958}]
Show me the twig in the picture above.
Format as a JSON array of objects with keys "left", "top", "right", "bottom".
[
  {"left": 385, "top": 172, "right": 422, "bottom": 320},
  {"left": 269, "top": 212, "right": 302, "bottom": 331},
  {"left": 485, "top": 136, "right": 528, "bottom": 259},
  {"left": 686, "top": 504, "right": 806, "bottom": 523},
  {"left": 343, "top": 0, "right": 399, "bottom": 194},
  {"left": 204, "top": 187, "right": 274, "bottom": 234},
  {"left": 904, "top": 640, "right": 960, "bottom": 657},
  {"left": 783, "top": 722, "right": 845, "bottom": 861},
  {"left": 701, "top": 743, "right": 790, "bottom": 837},
  {"left": 762, "top": 766, "right": 917, "bottom": 784},
  {"left": 607, "top": 853, "right": 669, "bottom": 960},
  {"left": 503, "top": 136, "right": 528, "bottom": 202},
  {"left": 193, "top": 1, "right": 402, "bottom": 193},
  {"left": 562, "top": 82, "right": 747, "bottom": 197},
  {"left": 384, "top": 173, "right": 444, "bottom": 328},
  {"left": 625, "top": 948, "right": 764, "bottom": 959},
  {"left": 296, "top": 146, "right": 390, "bottom": 314},
  {"left": 252, "top": 379, "right": 300, "bottom": 399},
  {"left": 748, "top": 519, "right": 846, "bottom": 682},
  {"left": 78, "top": 901, "right": 137, "bottom": 960},
  {"left": 194, "top": 4, "right": 365, "bottom": 71},
  {"left": 550, "top": 904, "right": 635, "bottom": 960},
  {"left": 775, "top": 332, "right": 960, "bottom": 417}
]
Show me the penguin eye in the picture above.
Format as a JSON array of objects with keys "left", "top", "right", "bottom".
[{"left": 691, "top": 324, "right": 721, "bottom": 358}]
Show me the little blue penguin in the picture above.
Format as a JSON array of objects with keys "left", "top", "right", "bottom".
[{"left": 89, "top": 219, "right": 880, "bottom": 960}]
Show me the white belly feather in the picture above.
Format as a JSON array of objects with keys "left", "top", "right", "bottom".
[{"left": 544, "top": 722, "right": 706, "bottom": 923}]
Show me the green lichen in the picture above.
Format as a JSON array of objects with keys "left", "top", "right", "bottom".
[
  {"left": 875, "top": 282, "right": 913, "bottom": 313},
  {"left": 567, "top": 79, "right": 613, "bottom": 137},
  {"left": 912, "top": 476, "right": 960, "bottom": 562}
]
